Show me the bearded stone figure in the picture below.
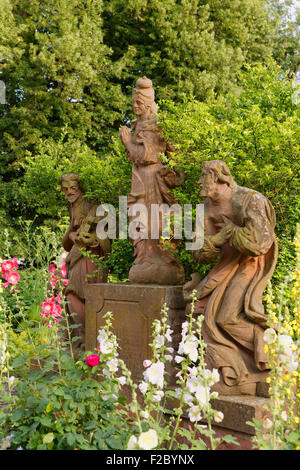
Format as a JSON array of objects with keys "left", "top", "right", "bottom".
[
  {"left": 183, "top": 161, "right": 278, "bottom": 396},
  {"left": 61, "top": 173, "right": 111, "bottom": 354},
  {"left": 119, "top": 77, "right": 185, "bottom": 285}
]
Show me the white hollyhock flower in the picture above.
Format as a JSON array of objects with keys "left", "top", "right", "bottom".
[
  {"left": 154, "top": 335, "right": 165, "bottom": 349},
  {"left": 278, "top": 335, "right": 295, "bottom": 358},
  {"left": 183, "top": 393, "right": 194, "bottom": 406},
  {"left": 143, "top": 360, "right": 152, "bottom": 368},
  {"left": 214, "top": 411, "right": 224, "bottom": 423},
  {"left": 211, "top": 368, "right": 220, "bottom": 384},
  {"left": 174, "top": 388, "right": 181, "bottom": 399},
  {"left": 263, "top": 328, "right": 277, "bottom": 345},
  {"left": 282, "top": 357, "right": 298, "bottom": 373},
  {"left": 138, "top": 429, "right": 158, "bottom": 450},
  {"left": 141, "top": 410, "right": 149, "bottom": 419},
  {"left": 186, "top": 376, "right": 204, "bottom": 394},
  {"left": 100, "top": 341, "right": 114, "bottom": 355},
  {"left": 127, "top": 435, "right": 138, "bottom": 450},
  {"left": 153, "top": 390, "right": 164, "bottom": 402},
  {"left": 262, "top": 417, "right": 272, "bottom": 429},
  {"left": 139, "top": 381, "right": 148, "bottom": 394},
  {"left": 187, "top": 366, "right": 198, "bottom": 376},
  {"left": 165, "top": 355, "right": 173, "bottom": 362},
  {"left": 118, "top": 376, "right": 126, "bottom": 386},
  {"left": 281, "top": 411, "right": 288, "bottom": 422},
  {"left": 195, "top": 385, "right": 209, "bottom": 407},
  {"left": 97, "top": 329, "right": 108, "bottom": 344},
  {"left": 181, "top": 321, "right": 189, "bottom": 334},
  {"left": 203, "top": 368, "right": 220, "bottom": 386},
  {"left": 144, "top": 361, "right": 164, "bottom": 389},
  {"left": 165, "top": 328, "right": 173, "bottom": 342},
  {"left": 107, "top": 358, "right": 118, "bottom": 373},
  {"left": 175, "top": 371, "right": 183, "bottom": 381},
  {"left": 188, "top": 405, "right": 202, "bottom": 422},
  {"left": 167, "top": 347, "right": 174, "bottom": 353},
  {"left": 278, "top": 334, "right": 293, "bottom": 348},
  {"left": 175, "top": 355, "right": 184, "bottom": 363},
  {"left": 153, "top": 321, "right": 161, "bottom": 335},
  {"left": 182, "top": 339, "right": 198, "bottom": 362}
]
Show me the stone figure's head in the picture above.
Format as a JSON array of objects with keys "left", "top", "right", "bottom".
[
  {"left": 198, "top": 160, "right": 236, "bottom": 198},
  {"left": 60, "top": 173, "right": 82, "bottom": 204},
  {"left": 132, "top": 76, "right": 158, "bottom": 118}
]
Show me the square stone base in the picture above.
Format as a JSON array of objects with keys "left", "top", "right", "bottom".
[
  {"left": 85, "top": 283, "right": 270, "bottom": 443},
  {"left": 85, "top": 283, "right": 186, "bottom": 383}
]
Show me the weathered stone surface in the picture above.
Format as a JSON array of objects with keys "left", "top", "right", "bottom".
[
  {"left": 167, "top": 393, "right": 270, "bottom": 436},
  {"left": 85, "top": 283, "right": 186, "bottom": 382},
  {"left": 208, "top": 395, "right": 270, "bottom": 435},
  {"left": 256, "top": 381, "right": 270, "bottom": 398}
]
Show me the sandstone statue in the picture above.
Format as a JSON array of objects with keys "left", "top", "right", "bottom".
[
  {"left": 119, "top": 76, "right": 185, "bottom": 285},
  {"left": 183, "top": 160, "right": 278, "bottom": 395},
  {"left": 61, "top": 173, "right": 111, "bottom": 355}
]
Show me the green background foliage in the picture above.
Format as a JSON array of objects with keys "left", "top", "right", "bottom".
[{"left": 0, "top": 0, "right": 299, "bottom": 283}]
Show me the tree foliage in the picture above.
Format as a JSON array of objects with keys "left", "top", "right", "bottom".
[{"left": 0, "top": 0, "right": 299, "bottom": 281}]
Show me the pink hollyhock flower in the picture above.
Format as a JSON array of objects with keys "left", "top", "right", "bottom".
[
  {"left": 60, "top": 262, "right": 67, "bottom": 278},
  {"left": 6, "top": 272, "right": 20, "bottom": 285},
  {"left": 57, "top": 293, "right": 62, "bottom": 304},
  {"left": 48, "top": 264, "right": 56, "bottom": 274},
  {"left": 2, "top": 258, "right": 18, "bottom": 273},
  {"left": 50, "top": 275, "right": 58, "bottom": 286},
  {"left": 85, "top": 354, "right": 100, "bottom": 367},
  {"left": 63, "top": 279, "right": 69, "bottom": 286},
  {"left": 40, "top": 301, "right": 55, "bottom": 315},
  {"left": 53, "top": 304, "right": 62, "bottom": 318},
  {"left": 3, "top": 282, "right": 9, "bottom": 288}
]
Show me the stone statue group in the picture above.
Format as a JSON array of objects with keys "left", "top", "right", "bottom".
[{"left": 60, "top": 77, "right": 277, "bottom": 397}]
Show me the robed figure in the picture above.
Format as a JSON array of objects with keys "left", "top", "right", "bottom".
[
  {"left": 120, "top": 77, "right": 185, "bottom": 285},
  {"left": 184, "top": 160, "right": 278, "bottom": 395},
  {"left": 61, "top": 173, "right": 111, "bottom": 355}
]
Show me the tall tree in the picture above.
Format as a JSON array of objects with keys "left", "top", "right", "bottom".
[{"left": 102, "top": 0, "right": 299, "bottom": 102}]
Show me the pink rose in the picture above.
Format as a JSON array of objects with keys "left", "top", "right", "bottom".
[{"left": 85, "top": 354, "right": 100, "bottom": 367}]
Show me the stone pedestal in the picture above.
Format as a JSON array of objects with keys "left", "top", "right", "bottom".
[
  {"left": 85, "top": 283, "right": 186, "bottom": 383},
  {"left": 85, "top": 283, "right": 270, "bottom": 449}
]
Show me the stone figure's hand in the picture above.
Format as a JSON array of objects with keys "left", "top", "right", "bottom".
[
  {"left": 212, "top": 220, "right": 233, "bottom": 247},
  {"left": 119, "top": 126, "right": 132, "bottom": 146},
  {"left": 76, "top": 232, "right": 98, "bottom": 246}
]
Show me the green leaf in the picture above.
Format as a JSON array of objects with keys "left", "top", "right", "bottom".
[
  {"left": 11, "top": 409, "right": 24, "bottom": 422},
  {"left": 66, "top": 433, "right": 76, "bottom": 447},
  {"left": 222, "top": 435, "right": 240, "bottom": 446},
  {"left": 43, "top": 432, "right": 54, "bottom": 444},
  {"left": 39, "top": 416, "right": 52, "bottom": 427}
]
